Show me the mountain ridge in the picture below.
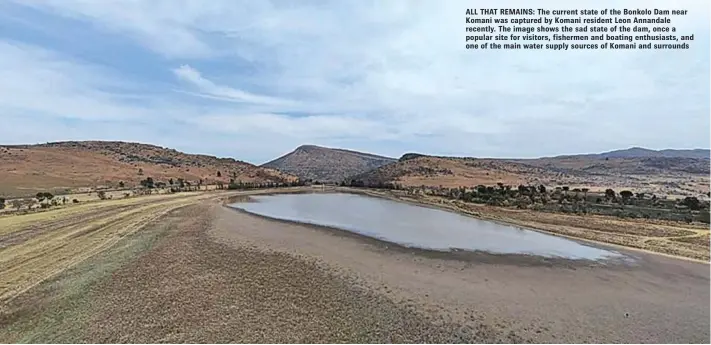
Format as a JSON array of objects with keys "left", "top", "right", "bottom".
[
  {"left": 261, "top": 144, "right": 396, "bottom": 182},
  {"left": 552, "top": 147, "right": 710, "bottom": 160}
]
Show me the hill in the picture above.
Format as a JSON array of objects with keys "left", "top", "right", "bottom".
[
  {"left": 350, "top": 153, "right": 710, "bottom": 199},
  {"left": 261, "top": 145, "right": 396, "bottom": 182},
  {"left": 0, "top": 141, "right": 296, "bottom": 197},
  {"left": 555, "top": 147, "right": 710, "bottom": 159}
]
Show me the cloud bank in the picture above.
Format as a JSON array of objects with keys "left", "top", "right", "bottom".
[{"left": 0, "top": 0, "right": 708, "bottom": 163}]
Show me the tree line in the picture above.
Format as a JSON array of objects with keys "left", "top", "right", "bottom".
[{"left": 339, "top": 179, "right": 710, "bottom": 223}]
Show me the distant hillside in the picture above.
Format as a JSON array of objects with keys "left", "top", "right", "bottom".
[
  {"left": 262, "top": 145, "right": 396, "bottom": 182},
  {"left": 0, "top": 141, "right": 296, "bottom": 197},
  {"left": 350, "top": 153, "right": 710, "bottom": 198},
  {"left": 556, "top": 147, "right": 710, "bottom": 160},
  {"left": 351, "top": 155, "right": 531, "bottom": 188}
]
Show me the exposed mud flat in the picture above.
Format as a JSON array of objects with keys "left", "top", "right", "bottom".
[
  {"left": 214, "top": 203, "right": 710, "bottom": 343},
  {"left": 229, "top": 192, "right": 629, "bottom": 262}
]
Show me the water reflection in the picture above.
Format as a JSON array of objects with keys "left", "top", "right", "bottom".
[{"left": 230, "top": 193, "right": 623, "bottom": 260}]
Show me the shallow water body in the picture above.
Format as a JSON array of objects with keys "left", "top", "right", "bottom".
[{"left": 230, "top": 193, "right": 625, "bottom": 261}]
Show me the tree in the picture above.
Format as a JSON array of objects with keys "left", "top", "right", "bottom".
[
  {"left": 538, "top": 185, "right": 546, "bottom": 194},
  {"left": 169, "top": 178, "right": 174, "bottom": 186},
  {"left": 517, "top": 184, "right": 528, "bottom": 195},
  {"left": 0, "top": 197, "right": 5, "bottom": 210},
  {"left": 680, "top": 197, "right": 701, "bottom": 211},
  {"left": 140, "top": 177, "right": 155, "bottom": 189},
  {"left": 12, "top": 199, "right": 22, "bottom": 210},
  {"left": 620, "top": 190, "right": 633, "bottom": 200},
  {"left": 562, "top": 186, "right": 570, "bottom": 195},
  {"left": 138, "top": 168, "right": 144, "bottom": 175},
  {"left": 605, "top": 189, "right": 616, "bottom": 200},
  {"left": 35, "top": 192, "right": 53, "bottom": 202},
  {"left": 476, "top": 185, "right": 487, "bottom": 194},
  {"left": 217, "top": 171, "right": 222, "bottom": 177},
  {"left": 581, "top": 188, "right": 589, "bottom": 200},
  {"left": 118, "top": 181, "right": 125, "bottom": 188},
  {"left": 97, "top": 191, "right": 107, "bottom": 200}
]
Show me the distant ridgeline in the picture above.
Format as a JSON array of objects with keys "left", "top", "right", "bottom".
[{"left": 399, "top": 153, "right": 428, "bottom": 161}]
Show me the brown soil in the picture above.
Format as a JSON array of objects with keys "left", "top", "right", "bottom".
[
  {"left": 0, "top": 191, "right": 708, "bottom": 343},
  {"left": 211, "top": 205, "right": 711, "bottom": 343},
  {"left": 0, "top": 141, "right": 295, "bottom": 197},
  {"left": 353, "top": 155, "right": 710, "bottom": 198}
]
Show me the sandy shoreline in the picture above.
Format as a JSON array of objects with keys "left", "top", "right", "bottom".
[
  {"left": 213, "top": 201, "right": 710, "bottom": 343},
  {"left": 232, "top": 187, "right": 710, "bottom": 263},
  {"left": 224, "top": 201, "right": 636, "bottom": 269}
]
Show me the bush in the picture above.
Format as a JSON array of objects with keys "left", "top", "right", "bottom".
[{"left": 35, "top": 192, "right": 54, "bottom": 201}]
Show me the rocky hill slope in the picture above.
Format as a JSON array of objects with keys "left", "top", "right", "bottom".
[
  {"left": 350, "top": 153, "right": 710, "bottom": 198},
  {"left": 262, "top": 145, "right": 396, "bottom": 182},
  {"left": 555, "top": 147, "right": 710, "bottom": 159},
  {"left": 0, "top": 141, "right": 296, "bottom": 197}
]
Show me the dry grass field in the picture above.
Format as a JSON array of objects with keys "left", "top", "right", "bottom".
[
  {"left": 0, "top": 192, "right": 218, "bottom": 304},
  {"left": 0, "top": 142, "right": 295, "bottom": 197},
  {"left": 352, "top": 155, "right": 710, "bottom": 199}
]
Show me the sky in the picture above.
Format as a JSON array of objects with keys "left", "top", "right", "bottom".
[{"left": 0, "top": 0, "right": 709, "bottom": 164}]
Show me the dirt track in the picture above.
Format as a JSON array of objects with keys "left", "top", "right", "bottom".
[
  {"left": 0, "top": 192, "right": 709, "bottom": 343},
  {"left": 0, "top": 192, "right": 216, "bottom": 303}
]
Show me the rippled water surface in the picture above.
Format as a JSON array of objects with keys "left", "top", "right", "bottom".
[{"left": 231, "top": 193, "right": 624, "bottom": 260}]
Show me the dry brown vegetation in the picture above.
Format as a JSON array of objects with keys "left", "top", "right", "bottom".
[
  {"left": 0, "top": 191, "right": 494, "bottom": 343},
  {"left": 357, "top": 189, "right": 710, "bottom": 262},
  {"left": 353, "top": 156, "right": 527, "bottom": 188},
  {"left": 262, "top": 144, "right": 396, "bottom": 183},
  {"left": 0, "top": 141, "right": 296, "bottom": 197},
  {"left": 1, "top": 189, "right": 708, "bottom": 343},
  {"left": 352, "top": 155, "right": 710, "bottom": 199},
  {"left": 0, "top": 192, "right": 218, "bottom": 303}
]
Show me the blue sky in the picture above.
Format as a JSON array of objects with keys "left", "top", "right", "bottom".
[{"left": 0, "top": 0, "right": 708, "bottom": 164}]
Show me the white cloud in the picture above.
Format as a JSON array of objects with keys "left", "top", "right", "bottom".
[
  {"left": 0, "top": 41, "right": 160, "bottom": 121},
  {"left": 2, "top": 0, "right": 709, "bottom": 161},
  {"left": 173, "top": 65, "right": 299, "bottom": 107}
]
